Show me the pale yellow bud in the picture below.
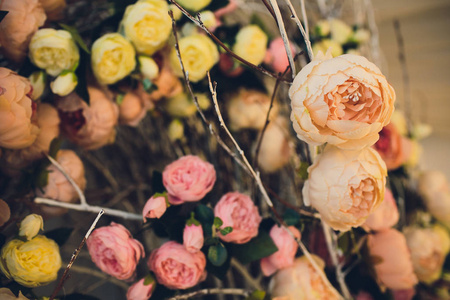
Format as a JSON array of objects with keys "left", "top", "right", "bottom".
[
  {"left": 19, "top": 214, "right": 43, "bottom": 240},
  {"left": 138, "top": 56, "right": 159, "bottom": 80},
  {"left": 168, "top": 119, "right": 184, "bottom": 141},
  {"left": 50, "top": 72, "right": 78, "bottom": 96}
]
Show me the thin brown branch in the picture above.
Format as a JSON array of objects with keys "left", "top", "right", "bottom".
[
  {"left": 167, "top": 288, "right": 251, "bottom": 300},
  {"left": 230, "top": 258, "right": 263, "bottom": 290},
  {"left": 260, "top": 0, "right": 277, "bottom": 20}
]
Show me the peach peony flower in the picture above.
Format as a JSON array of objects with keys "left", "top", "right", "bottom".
[
  {"left": 163, "top": 155, "right": 216, "bottom": 204},
  {"left": 119, "top": 91, "right": 147, "bottom": 127},
  {"left": 214, "top": 0, "right": 237, "bottom": 18},
  {"left": 303, "top": 145, "right": 387, "bottom": 231},
  {"left": 373, "top": 123, "right": 412, "bottom": 170},
  {"left": 289, "top": 53, "right": 395, "bottom": 150},
  {"left": 265, "top": 37, "right": 296, "bottom": 73},
  {"left": 260, "top": 225, "right": 300, "bottom": 276},
  {"left": 148, "top": 241, "right": 206, "bottom": 289},
  {"left": 363, "top": 188, "right": 399, "bottom": 231},
  {"left": 0, "top": 68, "right": 39, "bottom": 149},
  {"left": 126, "top": 277, "right": 155, "bottom": 300},
  {"left": 0, "top": 199, "right": 10, "bottom": 227},
  {"left": 0, "top": 0, "right": 46, "bottom": 63},
  {"left": 183, "top": 224, "right": 204, "bottom": 253},
  {"left": 0, "top": 288, "right": 29, "bottom": 300},
  {"left": 367, "top": 229, "right": 418, "bottom": 290},
  {"left": 269, "top": 255, "right": 339, "bottom": 300},
  {"left": 58, "top": 87, "right": 119, "bottom": 150},
  {"left": 142, "top": 195, "right": 167, "bottom": 221},
  {"left": 39, "top": 0, "right": 66, "bottom": 20},
  {"left": 87, "top": 222, "right": 144, "bottom": 281},
  {"left": 214, "top": 192, "right": 262, "bottom": 244},
  {"left": 37, "top": 149, "right": 86, "bottom": 215}
]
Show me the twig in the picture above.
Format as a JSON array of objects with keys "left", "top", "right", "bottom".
[
  {"left": 167, "top": 288, "right": 251, "bottom": 300},
  {"left": 80, "top": 151, "right": 120, "bottom": 192},
  {"left": 299, "top": 0, "right": 310, "bottom": 40},
  {"left": 49, "top": 210, "right": 104, "bottom": 300},
  {"left": 231, "top": 258, "right": 263, "bottom": 290},
  {"left": 68, "top": 265, "right": 129, "bottom": 290},
  {"left": 260, "top": 0, "right": 277, "bottom": 20}
]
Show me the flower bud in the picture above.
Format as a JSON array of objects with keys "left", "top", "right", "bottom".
[
  {"left": 196, "top": 93, "right": 210, "bottom": 110},
  {"left": 183, "top": 224, "right": 204, "bottom": 253},
  {"left": 198, "top": 11, "right": 217, "bottom": 30},
  {"left": 330, "top": 19, "right": 352, "bottom": 44},
  {"left": 169, "top": 4, "right": 183, "bottom": 20},
  {"left": 138, "top": 56, "right": 159, "bottom": 80},
  {"left": 312, "top": 39, "right": 343, "bottom": 57},
  {"left": 28, "top": 71, "right": 46, "bottom": 100},
  {"left": 127, "top": 277, "right": 155, "bottom": 300},
  {"left": 19, "top": 214, "right": 43, "bottom": 240},
  {"left": 168, "top": 119, "right": 184, "bottom": 142},
  {"left": 351, "top": 28, "right": 370, "bottom": 44},
  {"left": 143, "top": 195, "right": 167, "bottom": 221},
  {"left": 315, "top": 20, "right": 330, "bottom": 37},
  {"left": 50, "top": 71, "right": 77, "bottom": 96}
]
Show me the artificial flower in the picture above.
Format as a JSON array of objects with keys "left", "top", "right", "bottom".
[
  {"left": 233, "top": 25, "right": 268, "bottom": 66},
  {"left": 265, "top": 37, "right": 296, "bottom": 73},
  {"left": 183, "top": 224, "right": 204, "bottom": 253},
  {"left": 0, "top": 288, "right": 29, "bottom": 300},
  {"left": 165, "top": 93, "right": 197, "bottom": 118},
  {"left": 363, "top": 188, "right": 399, "bottom": 231},
  {"left": 28, "top": 71, "right": 46, "bottom": 100},
  {"left": 138, "top": 56, "right": 159, "bottom": 80},
  {"left": 176, "top": 0, "right": 211, "bottom": 12},
  {"left": 127, "top": 277, "right": 155, "bottom": 300},
  {"left": 142, "top": 195, "right": 167, "bottom": 221},
  {"left": 0, "top": 199, "right": 10, "bottom": 227},
  {"left": 168, "top": 119, "right": 184, "bottom": 142},
  {"left": 50, "top": 71, "right": 78, "bottom": 96},
  {"left": 329, "top": 19, "right": 352, "bottom": 44},
  {"left": 19, "top": 214, "right": 43, "bottom": 240},
  {"left": 118, "top": 91, "right": 147, "bottom": 127},
  {"left": 374, "top": 123, "right": 412, "bottom": 170},
  {"left": 312, "top": 39, "right": 343, "bottom": 57}
]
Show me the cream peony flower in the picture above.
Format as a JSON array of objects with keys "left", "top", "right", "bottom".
[
  {"left": 29, "top": 29, "right": 80, "bottom": 77},
  {"left": 170, "top": 34, "right": 219, "bottom": 82},
  {"left": 303, "top": 145, "right": 387, "bottom": 231},
  {"left": 122, "top": 0, "right": 172, "bottom": 56},
  {"left": 91, "top": 33, "right": 136, "bottom": 85},
  {"left": 418, "top": 170, "right": 450, "bottom": 227},
  {"left": 233, "top": 25, "right": 268, "bottom": 66},
  {"left": 19, "top": 214, "right": 43, "bottom": 240},
  {"left": 290, "top": 53, "right": 395, "bottom": 150},
  {"left": 177, "top": 0, "right": 211, "bottom": 12}
]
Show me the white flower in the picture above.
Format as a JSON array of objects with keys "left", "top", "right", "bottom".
[
  {"left": 50, "top": 72, "right": 77, "bottom": 96},
  {"left": 19, "top": 214, "right": 43, "bottom": 240}
]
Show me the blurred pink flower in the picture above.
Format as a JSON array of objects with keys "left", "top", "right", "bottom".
[
  {"left": 163, "top": 155, "right": 216, "bottom": 205},
  {"left": 126, "top": 277, "right": 155, "bottom": 300},
  {"left": 148, "top": 241, "right": 206, "bottom": 289},
  {"left": 214, "top": 192, "right": 261, "bottom": 244},
  {"left": 142, "top": 196, "right": 167, "bottom": 221},
  {"left": 218, "top": 53, "right": 244, "bottom": 77},
  {"left": 265, "top": 37, "right": 296, "bottom": 73},
  {"left": 392, "top": 288, "right": 415, "bottom": 300},
  {"left": 0, "top": 199, "right": 10, "bottom": 227},
  {"left": 374, "top": 123, "right": 412, "bottom": 170},
  {"left": 355, "top": 291, "right": 374, "bottom": 300},
  {"left": 260, "top": 225, "right": 301, "bottom": 276},
  {"left": 214, "top": 0, "right": 237, "bottom": 18},
  {"left": 87, "top": 222, "right": 144, "bottom": 281},
  {"left": 183, "top": 224, "right": 204, "bottom": 253},
  {"left": 364, "top": 188, "right": 399, "bottom": 231}
]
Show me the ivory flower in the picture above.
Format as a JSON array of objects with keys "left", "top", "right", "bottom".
[
  {"left": 176, "top": 0, "right": 211, "bottom": 12},
  {"left": 289, "top": 53, "right": 395, "bottom": 150},
  {"left": 170, "top": 34, "right": 219, "bottom": 82},
  {"left": 233, "top": 25, "right": 268, "bottom": 66},
  {"left": 29, "top": 29, "right": 80, "bottom": 76},
  {"left": 312, "top": 39, "right": 343, "bottom": 57},
  {"left": 122, "top": 0, "right": 172, "bottom": 56},
  {"left": 138, "top": 56, "right": 159, "bottom": 80},
  {"left": 418, "top": 170, "right": 450, "bottom": 227},
  {"left": 330, "top": 19, "right": 352, "bottom": 44},
  {"left": 0, "top": 68, "right": 39, "bottom": 149},
  {"left": 50, "top": 72, "right": 78, "bottom": 96},
  {"left": 91, "top": 33, "right": 136, "bottom": 85},
  {"left": 364, "top": 188, "right": 399, "bottom": 231},
  {"left": 0, "top": 235, "right": 61, "bottom": 287},
  {"left": 0, "top": 288, "right": 29, "bottom": 300},
  {"left": 0, "top": 0, "right": 46, "bottom": 63},
  {"left": 303, "top": 145, "right": 387, "bottom": 231},
  {"left": 0, "top": 199, "right": 10, "bottom": 227},
  {"left": 19, "top": 214, "right": 43, "bottom": 240}
]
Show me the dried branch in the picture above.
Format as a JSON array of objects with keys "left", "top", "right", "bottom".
[
  {"left": 260, "top": 0, "right": 277, "bottom": 20},
  {"left": 231, "top": 258, "right": 263, "bottom": 290},
  {"left": 167, "top": 288, "right": 251, "bottom": 300}
]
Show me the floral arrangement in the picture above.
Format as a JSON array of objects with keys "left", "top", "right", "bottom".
[{"left": 0, "top": 0, "right": 449, "bottom": 300}]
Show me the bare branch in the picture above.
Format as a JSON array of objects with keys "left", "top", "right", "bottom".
[{"left": 167, "top": 288, "right": 251, "bottom": 300}]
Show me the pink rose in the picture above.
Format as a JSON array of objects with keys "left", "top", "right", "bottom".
[
  {"left": 126, "top": 277, "right": 155, "bottom": 300},
  {"left": 0, "top": 0, "right": 46, "bottom": 63},
  {"left": 0, "top": 199, "right": 11, "bottom": 227},
  {"left": 163, "top": 155, "right": 216, "bottom": 204},
  {"left": 142, "top": 196, "right": 167, "bottom": 221},
  {"left": 0, "top": 68, "right": 39, "bottom": 149},
  {"left": 87, "top": 222, "right": 144, "bottom": 281},
  {"left": 218, "top": 53, "right": 244, "bottom": 77},
  {"left": 148, "top": 241, "right": 206, "bottom": 289},
  {"left": 57, "top": 87, "right": 119, "bottom": 150},
  {"left": 183, "top": 224, "right": 204, "bottom": 253},
  {"left": 214, "top": 192, "right": 262, "bottom": 244},
  {"left": 374, "top": 123, "right": 412, "bottom": 170},
  {"left": 214, "top": 0, "right": 237, "bottom": 18},
  {"left": 39, "top": 0, "right": 66, "bottom": 21},
  {"left": 260, "top": 225, "right": 301, "bottom": 276},
  {"left": 367, "top": 229, "right": 418, "bottom": 290},
  {"left": 265, "top": 37, "right": 296, "bottom": 73},
  {"left": 119, "top": 91, "right": 147, "bottom": 127},
  {"left": 364, "top": 188, "right": 399, "bottom": 231}
]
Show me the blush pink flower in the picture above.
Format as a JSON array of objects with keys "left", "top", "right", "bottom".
[
  {"left": 367, "top": 228, "right": 418, "bottom": 290},
  {"left": 118, "top": 91, "right": 147, "bottom": 127},
  {"left": 142, "top": 196, "right": 167, "bottom": 221},
  {"left": 148, "top": 241, "right": 206, "bottom": 289},
  {"left": 364, "top": 188, "right": 399, "bottom": 231},
  {"left": 418, "top": 170, "right": 450, "bottom": 227},
  {"left": 0, "top": 199, "right": 10, "bottom": 227},
  {"left": 0, "top": 0, "right": 46, "bottom": 63},
  {"left": 374, "top": 123, "right": 412, "bottom": 170},
  {"left": 260, "top": 225, "right": 301, "bottom": 276},
  {"left": 183, "top": 224, "right": 204, "bottom": 253},
  {"left": 265, "top": 37, "right": 296, "bottom": 74},
  {"left": 290, "top": 53, "right": 395, "bottom": 150},
  {"left": 87, "top": 222, "right": 144, "bottom": 281},
  {"left": 163, "top": 155, "right": 216, "bottom": 205},
  {"left": 0, "top": 68, "right": 39, "bottom": 149},
  {"left": 126, "top": 277, "right": 155, "bottom": 300},
  {"left": 214, "top": 192, "right": 262, "bottom": 244}
]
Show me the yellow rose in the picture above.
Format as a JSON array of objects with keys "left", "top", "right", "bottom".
[
  {"left": 198, "top": 10, "right": 217, "bottom": 30},
  {"left": 19, "top": 214, "right": 43, "bottom": 240},
  {"left": 29, "top": 28, "right": 80, "bottom": 76},
  {"left": 170, "top": 34, "right": 219, "bottom": 82},
  {"left": 91, "top": 33, "right": 136, "bottom": 85},
  {"left": 122, "top": 0, "right": 171, "bottom": 56},
  {"left": 0, "top": 235, "right": 62, "bottom": 287},
  {"left": 177, "top": 0, "right": 211, "bottom": 12},
  {"left": 233, "top": 25, "right": 268, "bottom": 65}
]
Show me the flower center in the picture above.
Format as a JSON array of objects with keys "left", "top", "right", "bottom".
[
  {"left": 342, "top": 178, "right": 376, "bottom": 218},
  {"left": 162, "top": 258, "right": 194, "bottom": 281}
]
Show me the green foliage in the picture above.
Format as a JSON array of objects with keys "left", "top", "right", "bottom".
[
  {"left": 298, "top": 161, "right": 309, "bottom": 180},
  {"left": 213, "top": 216, "right": 223, "bottom": 228},
  {"left": 283, "top": 209, "right": 301, "bottom": 226},
  {"left": 59, "top": 23, "right": 90, "bottom": 54},
  {"left": 230, "top": 230, "right": 278, "bottom": 264},
  {"left": 245, "top": 290, "right": 266, "bottom": 300},
  {"left": 208, "top": 243, "right": 228, "bottom": 266},
  {"left": 143, "top": 274, "right": 155, "bottom": 286},
  {"left": 219, "top": 226, "right": 233, "bottom": 236}
]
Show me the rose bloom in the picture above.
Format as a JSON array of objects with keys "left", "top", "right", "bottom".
[
  {"left": 0, "top": 68, "right": 39, "bottom": 149},
  {"left": 91, "top": 33, "right": 136, "bottom": 85},
  {"left": 269, "top": 255, "right": 339, "bottom": 300},
  {"left": 39, "top": 0, "right": 66, "bottom": 20},
  {"left": 367, "top": 228, "right": 418, "bottom": 290},
  {"left": 214, "top": 192, "right": 262, "bottom": 244},
  {"left": 303, "top": 145, "right": 387, "bottom": 231},
  {"left": 0, "top": 0, "right": 46, "bottom": 63},
  {"left": 119, "top": 91, "right": 148, "bottom": 127},
  {"left": 0, "top": 288, "right": 29, "bottom": 300},
  {"left": 233, "top": 25, "right": 268, "bottom": 66},
  {"left": 142, "top": 195, "right": 167, "bottom": 221},
  {"left": 58, "top": 87, "right": 119, "bottom": 150},
  {"left": 404, "top": 226, "right": 447, "bottom": 284},
  {"left": 218, "top": 53, "right": 244, "bottom": 77},
  {"left": 374, "top": 123, "right": 412, "bottom": 170},
  {"left": 363, "top": 188, "right": 399, "bottom": 232},
  {"left": 260, "top": 225, "right": 301, "bottom": 276},
  {"left": 265, "top": 37, "right": 296, "bottom": 73},
  {"left": 162, "top": 155, "right": 216, "bottom": 204},
  {"left": 177, "top": 0, "right": 211, "bottom": 12},
  {"left": 290, "top": 53, "right": 395, "bottom": 150},
  {"left": 418, "top": 170, "right": 450, "bottom": 227},
  {"left": 19, "top": 214, "right": 43, "bottom": 240},
  {"left": 37, "top": 149, "right": 86, "bottom": 215},
  {"left": 87, "top": 222, "right": 144, "bottom": 281},
  {"left": 0, "top": 235, "right": 62, "bottom": 288},
  {"left": 170, "top": 34, "right": 219, "bottom": 82},
  {"left": 0, "top": 199, "right": 11, "bottom": 227},
  {"left": 227, "top": 88, "right": 279, "bottom": 131},
  {"left": 127, "top": 277, "right": 155, "bottom": 300},
  {"left": 183, "top": 224, "right": 204, "bottom": 253},
  {"left": 148, "top": 241, "right": 206, "bottom": 289},
  {"left": 122, "top": 0, "right": 171, "bottom": 56},
  {"left": 29, "top": 29, "right": 79, "bottom": 77}
]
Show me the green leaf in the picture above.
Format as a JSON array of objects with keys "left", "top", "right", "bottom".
[
  {"left": 141, "top": 78, "right": 157, "bottom": 93},
  {"left": 143, "top": 274, "right": 155, "bottom": 286},
  {"left": 35, "top": 169, "right": 50, "bottom": 189},
  {"left": 213, "top": 217, "right": 223, "bottom": 228},
  {"left": 59, "top": 23, "right": 90, "bottom": 54},
  {"left": 283, "top": 209, "right": 301, "bottom": 226},
  {"left": 44, "top": 227, "right": 74, "bottom": 246},
  {"left": 338, "top": 231, "right": 351, "bottom": 253},
  {"left": 208, "top": 243, "right": 228, "bottom": 267},
  {"left": 186, "top": 212, "right": 200, "bottom": 226},
  {"left": 245, "top": 290, "right": 266, "bottom": 300},
  {"left": 220, "top": 227, "right": 233, "bottom": 236},
  {"left": 298, "top": 161, "right": 309, "bottom": 180},
  {"left": 48, "top": 138, "right": 62, "bottom": 159},
  {"left": 195, "top": 205, "right": 215, "bottom": 225},
  {"left": 116, "top": 94, "right": 125, "bottom": 106},
  {"left": 230, "top": 230, "right": 278, "bottom": 264}
]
